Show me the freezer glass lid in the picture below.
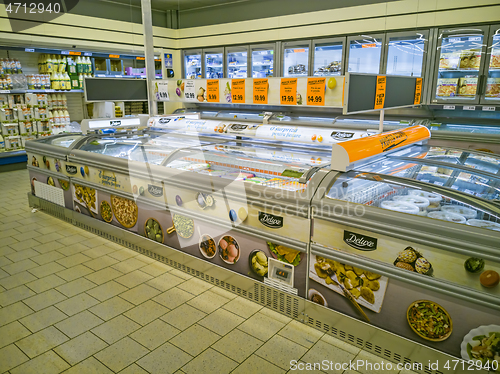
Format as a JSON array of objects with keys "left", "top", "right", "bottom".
[
  {"left": 326, "top": 161, "right": 500, "bottom": 232},
  {"left": 164, "top": 142, "right": 331, "bottom": 191},
  {"left": 37, "top": 134, "right": 85, "bottom": 148}
]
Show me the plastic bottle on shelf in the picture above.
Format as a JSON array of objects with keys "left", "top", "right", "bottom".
[
  {"left": 0, "top": 134, "right": 4, "bottom": 150},
  {"left": 64, "top": 72, "right": 70, "bottom": 90},
  {"left": 51, "top": 73, "right": 59, "bottom": 90},
  {"left": 56, "top": 94, "right": 63, "bottom": 107},
  {"left": 5, "top": 75, "right": 13, "bottom": 90},
  {"left": 46, "top": 55, "right": 53, "bottom": 74},
  {"left": 63, "top": 109, "right": 70, "bottom": 125},
  {"left": 52, "top": 55, "right": 59, "bottom": 73},
  {"left": 76, "top": 56, "right": 83, "bottom": 74},
  {"left": 78, "top": 73, "right": 84, "bottom": 89},
  {"left": 61, "top": 94, "right": 67, "bottom": 107},
  {"left": 58, "top": 56, "right": 65, "bottom": 73},
  {"left": 15, "top": 59, "right": 22, "bottom": 74}
]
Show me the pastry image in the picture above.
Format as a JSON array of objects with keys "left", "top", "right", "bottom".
[
  {"left": 167, "top": 214, "right": 194, "bottom": 239},
  {"left": 397, "top": 248, "right": 417, "bottom": 263},
  {"left": 219, "top": 235, "right": 240, "bottom": 264},
  {"left": 395, "top": 262, "right": 415, "bottom": 271},
  {"left": 480, "top": 270, "right": 499, "bottom": 288},
  {"left": 111, "top": 195, "right": 138, "bottom": 228},
  {"left": 393, "top": 247, "right": 432, "bottom": 276},
  {"left": 415, "top": 258, "right": 431, "bottom": 275}
]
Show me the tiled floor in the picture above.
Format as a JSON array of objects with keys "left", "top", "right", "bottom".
[{"left": 0, "top": 169, "right": 419, "bottom": 374}]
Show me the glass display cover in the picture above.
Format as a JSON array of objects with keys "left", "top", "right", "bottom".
[
  {"left": 227, "top": 50, "right": 247, "bottom": 78},
  {"left": 252, "top": 49, "right": 274, "bottom": 78},
  {"left": 205, "top": 52, "right": 223, "bottom": 79},
  {"left": 313, "top": 42, "right": 343, "bottom": 76},
  {"left": 184, "top": 53, "right": 201, "bottom": 79},
  {"left": 283, "top": 45, "right": 309, "bottom": 77},
  {"left": 485, "top": 27, "right": 500, "bottom": 100},
  {"left": 39, "top": 134, "right": 85, "bottom": 148},
  {"left": 386, "top": 34, "right": 426, "bottom": 76},
  {"left": 435, "top": 30, "right": 485, "bottom": 100},
  {"left": 348, "top": 36, "right": 383, "bottom": 74}
]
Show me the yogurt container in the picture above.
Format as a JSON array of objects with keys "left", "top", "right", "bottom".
[
  {"left": 428, "top": 211, "right": 466, "bottom": 224},
  {"left": 408, "top": 189, "right": 442, "bottom": 204},
  {"left": 393, "top": 195, "right": 430, "bottom": 210},
  {"left": 380, "top": 200, "right": 420, "bottom": 215},
  {"left": 466, "top": 219, "right": 500, "bottom": 231},
  {"left": 441, "top": 205, "right": 477, "bottom": 220}
]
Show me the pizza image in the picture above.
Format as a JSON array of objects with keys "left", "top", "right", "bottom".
[
  {"left": 436, "top": 78, "right": 458, "bottom": 97},
  {"left": 486, "top": 78, "right": 500, "bottom": 97},
  {"left": 458, "top": 78, "right": 478, "bottom": 96},
  {"left": 489, "top": 51, "right": 500, "bottom": 68},
  {"left": 111, "top": 195, "right": 138, "bottom": 228}
]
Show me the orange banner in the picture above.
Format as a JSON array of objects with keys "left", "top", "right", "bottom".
[
  {"left": 362, "top": 44, "right": 377, "bottom": 48},
  {"left": 280, "top": 78, "right": 297, "bottom": 105},
  {"left": 414, "top": 78, "right": 423, "bottom": 105},
  {"left": 69, "top": 51, "right": 81, "bottom": 56},
  {"left": 306, "top": 78, "right": 325, "bottom": 106},
  {"left": 231, "top": 79, "right": 245, "bottom": 103},
  {"left": 253, "top": 79, "right": 268, "bottom": 104},
  {"left": 109, "top": 54, "right": 120, "bottom": 59},
  {"left": 374, "top": 76, "right": 386, "bottom": 109},
  {"left": 207, "top": 80, "right": 219, "bottom": 103}
]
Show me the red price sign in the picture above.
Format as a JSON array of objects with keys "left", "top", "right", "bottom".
[
  {"left": 280, "top": 78, "right": 297, "bottom": 105},
  {"left": 306, "top": 78, "right": 325, "bottom": 106},
  {"left": 207, "top": 79, "right": 219, "bottom": 103},
  {"left": 374, "top": 76, "right": 386, "bottom": 109},
  {"left": 253, "top": 79, "right": 268, "bottom": 104}
]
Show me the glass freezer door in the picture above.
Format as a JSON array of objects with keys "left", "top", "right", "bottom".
[
  {"left": 384, "top": 31, "right": 428, "bottom": 76},
  {"left": 312, "top": 38, "right": 344, "bottom": 76},
  {"left": 347, "top": 34, "right": 384, "bottom": 74},
  {"left": 282, "top": 41, "right": 310, "bottom": 77},
  {"left": 431, "top": 27, "right": 489, "bottom": 104},
  {"left": 251, "top": 44, "right": 275, "bottom": 78},
  {"left": 481, "top": 24, "right": 500, "bottom": 104},
  {"left": 183, "top": 50, "right": 202, "bottom": 79},
  {"left": 204, "top": 49, "right": 223, "bottom": 79},
  {"left": 227, "top": 47, "right": 248, "bottom": 78}
]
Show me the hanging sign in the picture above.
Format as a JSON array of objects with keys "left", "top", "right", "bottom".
[
  {"left": 306, "top": 78, "right": 325, "bottom": 106},
  {"left": 414, "top": 78, "right": 422, "bottom": 105},
  {"left": 184, "top": 80, "right": 196, "bottom": 101},
  {"left": 207, "top": 79, "right": 219, "bottom": 102},
  {"left": 154, "top": 80, "right": 169, "bottom": 101},
  {"left": 280, "top": 78, "right": 297, "bottom": 105},
  {"left": 374, "top": 75, "right": 386, "bottom": 109},
  {"left": 231, "top": 79, "right": 245, "bottom": 103},
  {"left": 253, "top": 79, "right": 268, "bottom": 104}
]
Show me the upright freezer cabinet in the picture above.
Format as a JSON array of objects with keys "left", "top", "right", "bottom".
[
  {"left": 282, "top": 40, "right": 311, "bottom": 77},
  {"left": 227, "top": 46, "right": 249, "bottom": 79},
  {"left": 183, "top": 50, "right": 202, "bottom": 79},
  {"left": 203, "top": 48, "right": 224, "bottom": 79},
  {"left": 251, "top": 44, "right": 276, "bottom": 78},
  {"left": 347, "top": 34, "right": 385, "bottom": 74},
  {"left": 483, "top": 24, "right": 500, "bottom": 104},
  {"left": 383, "top": 30, "right": 429, "bottom": 77},
  {"left": 312, "top": 38, "right": 345, "bottom": 77}
]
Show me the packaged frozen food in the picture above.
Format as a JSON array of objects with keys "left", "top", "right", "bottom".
[
  {"left": 485, "top": 78, "right": 500, "bottom": 98},
  {"left": 466, "top": 219, "right": 500, "bottom": 231},
  {"left": 490, "top": 50, "right": 500, "bottom": 68},
  {"left": 441, "top": 205, "right": 477, "bottom": 219},
  {"left": 393, "top": 195, "right": 430, "bottom": 210},
  {"left": 436, "top": 78, "right": 458, "bottom": 97},
  {"left": 428, "top": 211, "right": 467, "bottom": 224},
  {"left": 459, "top": 50, "right": 481, "bottom": 69},
  {"left": 380, "top": 200, "right": 420, "bottom": 215},
  {"left": 408, "top": 190, "right": 442, "bottom": 204},
  {"left": 439, "top": 52, "right": 460, "bottom": 69},
  {"left": 457, "top": 77, "right": 478, "bottom": 96}
]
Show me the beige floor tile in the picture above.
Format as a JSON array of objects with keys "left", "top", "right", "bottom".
[
  {"left": 91, "top": 315, "right": 140, "bottom": 344},
  {"left": 135, "top": 254, "right": 156, "bottom": 264},
  {"left": 55, "top": 310, "right": 103, "bottom": 338},
  {"left": 56, "top": 264, "right": 94, "bottom": 282},
  {"left": 35, "top": 225, "right": 62, "bottom": 236},
  {"left": 54, "top": 331, "right": 108, "bottom": 366},
  {"left": 0, "top": 268, "right": 9, "bottom": 279},
  {"left": 54, "top": 292, "right": 100, "bottom": 316},
  {"left": 0, "top": 271, "right": 37, "bottom": 290},
  {"left": 27, "top": 262, "right": 66, "bottom": 279},
  {"left": 82, "top": 244, "right": 116, "bottom": 259},
  {"left": 6, "top": 249, "right": 39, "bottom": 263},
  {"left": 0, "top": 302, "right": 33, "bottom": 327},
  {"left": 95, "top": 337, "right": 149, "bottom": 372},
  {"left": 56, "top": 277, "right": 97, "bottom": 298},
  {"left": 0, "top": 255, "right": 13, "bottom": 267},
  {"left": 8, "top": 239, "right": 41, "bottom": 252},
  {"left": 15, "top": 326, "right": 69, "bottom": 358},
  {"left": 232, "top": 354, "right": 285, "bottom": 374},
  {"left": 88, "top": 295, "right": 134, "bottom": 321},
  {"left": 84, "top": 267, "right": 123, "bottom": 285},
  {"left": 11, "top": 231, "right": 42, "bottom": 243},
  {"left": 81, "top": 237, "right": 109, "bottom": 248},
  {"left": 0, "top": 285, "right": 36, "bottom": 306},
  {"left": 137, "top": 342, "right": 191, "bottom": 374},
  {"left": 0, "top": 245, "right": 16, "bottom": 257},
  {"left": 83, "top": 255, "right": 119, "bottom": 271},
  {"left": 34, "top": 232, "right": 65, "bottom": 244},
  {"left": 301, "top": 340, "right": 357, "bottom": 374},
  {"left": 86, "top": 280, "right": 128, "bottom": 302},
  {"left": 124, "top": 300, "right": 169, "bottom": 326},
  {"left": 58, "top": 244, "right": 92, "bottom": 257},
  {"left": 22, "top": 289, "right": 67, "bottom": 311},
  {"left": 10, "top": 350, "right": 70, "bottom": 374},
  {"left": 255, "top": 335, "right": 308, "bottom": 370},
  {"left": 182, "top": 347, "right": 237, "bottom": 374},
  {"left": 169, "top": 269, "right": 193, "bottom": 280},
  {"left": 2, "top": 259, "right": 38, "bottom": 275},
  {"left": 108, "top": 248, "right": 138, "bottom": 261},
  {"left": 198, "top": 307, "right": 245, "bottom": 336},
  {"left": 112, "top": 257, "right": 148, "bottom": 274},
  {"left": 119, "top": 363, "right": 149, "bottom": 374},
  {"left": 146, "top": 272, "right": 185, "bottom": 292},
  {"left": 353, "top": 350, "right": 400, "bottom": 374},
  {"left": 177, "top": 277, "right": 213, "bottom": 296},
  {"left": 320, "top": 334, "right": 361, "bottom": 355},
  {"left": 160, "top": 304, "right": 206, "bottom": 331},
  {"left": 120, "top": 284, "right": 160, "bottom": 305},
  {"left": 130, "top": 319, "right": 180, "bottom": 350},
  {"left": 63, "top": 356, "right": 114, "bottom": 374},
  {"left": 139, "top": 261, "right": 173, "bottom": 277},
  {"left": 212, "top": 329, "right": 264, "bottom": 363},
  {"left": 32, "top": 240, "right": 66, "bottom": 254},
  {"left": 25, "top": 274, "right": 66, "bottom": 293},
  {"left": 187, "top": 290, "right": 230, "bottom": 314},
  {"left": 259, "top": 307, "right": 292, "bottom": 324},
  {"left": 0, "top": 321, "right": 31, "bottom": 348},
  {"left": 115, "top": 270, "right": 153, "bottom": 289},
  {"left": 57, "top": 234, "right": 89, "bottom": 246},
  {"left": 170, "top": 324, "right": 220, "bottom": 356},
  {"left": 19, "top": 305, "right": 68, "bottom": 333},
  {"left": 286, "top": 361, "right": 326, "bottom": 373},
  {"left": 238, "top": 312, "right": 286, "bottom": 341},
  {"left": 278, "top": 320, "right": 324, "bottom": 349},
  {"left": 0, "top": 344, "right": 29, "bottom": 373},
  {"left": 153, "top": 287, "right": 195, "bottom": 310},
  {"left": 209, "top": 286, "right": 238, "bottom": 300},
  {"left": 56, "top": 253, "right": 91, "bottom": 268}
]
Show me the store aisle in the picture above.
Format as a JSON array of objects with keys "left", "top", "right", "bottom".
[{"left": 0, "top": 170, "right": 418, "bottom": 374}]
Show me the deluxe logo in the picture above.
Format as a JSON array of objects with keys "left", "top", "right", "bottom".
[
  {"left": 158, "top": 117, "right": 171, "bottom": 124},
  {"left": 65, "top": 165, "right": 77, "bottom": 175},
  {"left": 343, "top": 230, "right": 378, "bottom": 251},
  {"left": 148, "top": 184, "right": 163, "bottom": 197},
  {"left": 331, "top": 131, "right": 355, "bottom": 141},
  {"left": 258, "top": 212, "right": 283, "bottom": 229},
  {"left": 229, "top": 124, "right": 248, "bottom": 131},
  {"left": 110, "top": 120, "right": 121, "bottom": 127},
  {"left": 379, "top": 131, "right": 408, "bottom": 152}
]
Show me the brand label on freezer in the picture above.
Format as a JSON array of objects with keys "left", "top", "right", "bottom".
[
  {"left": 259, "top": 212, "right": 283, "bottom": 229},
  {"left": 379, "top": 130, "right": 408, "bottom": 152},
  {"left": 66, "top": 165, "right": 77, "bottom": 175},
  {"left": 343, "top": 230, "right": 377, "bottom": 251},
  {"left": 331, "top": 131, "right": 354, "bottom": 141},
  {"left": 110, "top": 120, "right": 121, "bottom": 126},
  {"left": 147, "top": 184, "right": 164, "bottom": 197}
]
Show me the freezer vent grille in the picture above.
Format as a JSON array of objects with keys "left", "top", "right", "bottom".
[{"left": 35, "top": 198, "right": 71, "bottom": 223}]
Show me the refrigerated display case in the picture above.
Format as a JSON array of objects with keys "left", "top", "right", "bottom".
[
  {"left": 483, "top": 24, "right": 500, "bottom": 104},
  {"left": 384, "top": 31, "right": 429, "bottom": 77},
  {"left": 251, "top": 44, "right": 275, "bottom": 78},
  {"left": 227, "top": 47, "right": 248, "bottom": 78},
  {"left": 282, "top": 41, "right": 310, "bottom": 77},
  {"left": 431, "top": 27, "right": 489, "bottom": 104},
  {"left": 347, "top": 34, "right": 384, "bottom": 74},
  {"left": 183, "top": 50, "right": 202, "bottom": 79},
  {"left": 312, "top": 38, "right": 345, "bottom": 76},
  {"left": 204, "top": 49, "right": 223, "bottom": 79}
]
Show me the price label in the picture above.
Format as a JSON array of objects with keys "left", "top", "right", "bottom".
[
  {"left": 207, "top": 79, "right": 219, "bottom": 102},
  {"left": 84, "top": 52, "right": 92, "bottom": 57},
  {"left": 24, "top": 48, "right": 35, "bottom": 53},
  {"left": 414, "top": 78, "right": 422, "bottom": 105},
  {"left": 61, "top": 51, "right": 70, "bottom": 55},
  {"left": 184, "top": 80, "right": 196, "bottom": 101},
  {"left": 374, "top": 76, "right": 386, "bottom": 109},
  {"left": 434, "top": 181, "right": 444, "bottom": 186},
  {"left": 231, "top": 79, "right": 245, "bottom": 104},
  {"left": 463, "top": 106, "right": 476, "bottom": 111},
  {"left": 280, "top": 78, "right": 297, "bottom": 105},
  {"left": 306, "top": 78, "right": 325, "bottom": 106},
  {"left": 109, "top": 54, "right": 120, "bottom": 59},
  {"left": 451, "top": 185, "right": 459, "bottom": 190},
  {"left": 443, "top": 105, "right": 455, "bottom": 110},
  {"left": 253, "top": 79, "right": 268, "bottom": 104},
  {"left": 155, "top": 80, "right": 169, "bottom": 101},
  {"left": 483, "top": 106, "right": 495, "bottom": 111},
  {"left": 136, "top": 57, "right": 145, "bottom": 60},
  {"left": 69, "top": 51, "right": 81, "bottom": 56},
  {"left": 362, "top": 43, "right": 377, "bottom": 48}
]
